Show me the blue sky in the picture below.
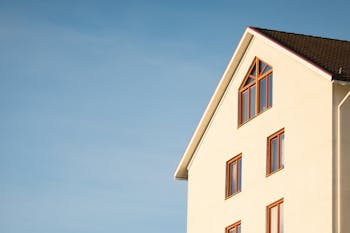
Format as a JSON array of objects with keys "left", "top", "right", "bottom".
[{"left": 0, "top": 1, "right": 349, "bottom": 232}]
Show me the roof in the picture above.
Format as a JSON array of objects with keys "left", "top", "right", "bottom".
[
  {"left": 250, "top": 27, "right": 350, "bottom": 81},
  {"left": 175, "top": 27, "right": 350, "bottom": 180}
]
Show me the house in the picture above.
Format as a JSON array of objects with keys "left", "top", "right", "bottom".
[{"left": 174, "top": 27, "right": 350, "bottom": 233}]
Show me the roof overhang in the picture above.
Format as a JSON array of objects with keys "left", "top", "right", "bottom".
[{"left": 174, "top": 27, "right": 333, "bottom": 180}]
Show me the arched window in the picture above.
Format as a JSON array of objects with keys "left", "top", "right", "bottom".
[{"left": 239, "top": 57, "right": 273, "bottom": 125}]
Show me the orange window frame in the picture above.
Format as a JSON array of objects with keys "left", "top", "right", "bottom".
[
  {"left": 238, "top": 57, "right": 273, "bottom": 126},
  {"left": 225, "top": 220, "right": 241, "bottom": 233},
  {"left": 267, "top": 198, "right": 284, "bottom": 233},
  {"left": 225, "top": 154, "right": 242, "bottom": 198},
  {"left": 267, "top": 128, "right": 284, "bottom": 175}
]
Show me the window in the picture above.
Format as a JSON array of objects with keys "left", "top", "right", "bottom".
[
  {"left": 267, "top": 199, "right": 284, "bottom": 233},
  {"left": 226, "top": 154, "right": 242, "bottom": 198},
  {"left": 225, "top": 220, "right": 241, "bottom": 233},
  {"left": 239, "top": 57, "right": 273, "bottom": 125},
  {"left": 267, "top": 129, "right": 284, "bottom": 175}
]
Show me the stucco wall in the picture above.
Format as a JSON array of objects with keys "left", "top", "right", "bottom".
[{"left": 186, "top": 37, "right": 333, "bottom": 233}]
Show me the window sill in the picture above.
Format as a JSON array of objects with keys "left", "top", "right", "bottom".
[
  {"left": 266, "top": 166, "right": 284, "bottom": 177},
  {"left": 225, "top": 190, "right": 241, "bottom": 200}
]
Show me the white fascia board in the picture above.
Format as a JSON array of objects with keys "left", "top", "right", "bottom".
[
  {"left": 174, "top": 27, "right": 335, "bottom": 180},
  {"left": 247, "top": 27, "right": 333, "bottom": 81},
  {"left": 174, "top": 28, "right": 253, "bottom": 180}
]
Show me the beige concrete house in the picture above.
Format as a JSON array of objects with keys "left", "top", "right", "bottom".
[{"left": 175, "top": 27, "right": 350, "bottom": 233}]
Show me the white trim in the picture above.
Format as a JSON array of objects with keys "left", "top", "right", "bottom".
[
  {"left": 174, "top": 27, "right": 335, "bottom": 180},
  {"left": 247, "top": 27, "right": 333, "bottom": 81},
  {"left": 337, "top": 90, "right": 350, "bottom": 233},
  {"left": 174, "top": 29, "right": 254, "bottom": 179},
  {"left": 334, "top": 80, "right": 350, "bottom": 86}
]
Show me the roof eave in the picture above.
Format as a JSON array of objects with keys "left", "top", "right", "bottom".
[
  {"left": 174, "top": 26, "right": 337, "bottom": 180},
  {"left": 248, "top": 26, "right": 334, "bottom": 81},
  {"left": 332, "top": 75, "right": 350, "bottom": 82},
  {"left": 174, "top": 28, "right": 254, "bottom": 180}
]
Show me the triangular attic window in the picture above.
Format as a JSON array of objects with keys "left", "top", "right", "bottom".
[{"left": 239, "top": 57, "right": 273, "bottom": 125}]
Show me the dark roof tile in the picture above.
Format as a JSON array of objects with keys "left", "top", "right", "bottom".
[{"left": 250, "top": 27, "right": 350, "bottom": 81}]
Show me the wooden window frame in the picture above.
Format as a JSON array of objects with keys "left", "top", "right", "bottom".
[
  {"left": 238, "top": 57, "right": 273, "bottom": 126},
  {"left": 267, "top": 128, "right": 285, "bottom": 176},
  {"left": 267, "top": 198, "right": 284, "bottom": 233},
  {"left": 225, "top": 154, "right": 242, "bottom": 199},
  {"left": 225, "top": 220, "right": 241, "bottom": 233}
]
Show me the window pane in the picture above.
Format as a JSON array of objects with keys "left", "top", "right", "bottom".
[
  {"left": 250, "top": 85, "right": 256, "bottom": 117},
  {"left": 246, "top": 76, "right": 255, "bottom": 84},
  {"left": 265, "top": 65, "right": 272, "bottom": 73},
  {"left": 259, "top": 60, "right": 266, "bottom": 74},
  {"left": 229, "top": 228, "right": 236, "bottom": 233},
  {"left": 271, "top": 138, "right": 278, "bottom": 172},
  {"left": 237, "top": 224, "right": 241, "bottom": 233},
  {"left": 259, "top": 78, "right": 267, "bottom": 111},
  {"left": 230, "top": 162, "right": 237, "bottom": 194},
  {"left": 280, "top": 203, "right": 284, "bottom": 233},
  {"left": 238, "top": 158, "right": 242, "bottom": 192},
  {"left": 268, "top": 74, "right": 273, "bottom": 107},
  {"left": 250, "top": 64, "right": 256, "bottom": 76},
  {"left": 280, "top": 133, "right": 284, "bottom": 168},
  {"left": 242, "top": 91, "right": 248, "bottom": 123},
  {"left": 270, "top": 206, "right": 278, "bottom": 233}
]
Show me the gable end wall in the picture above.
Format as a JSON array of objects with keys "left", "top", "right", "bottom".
[{"left": 187, "top": 36, "right": 333, "bottom": 233}]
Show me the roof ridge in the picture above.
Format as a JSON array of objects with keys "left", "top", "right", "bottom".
[{"left": 249, "top": 26, "right": 350, "bottom": 43}]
